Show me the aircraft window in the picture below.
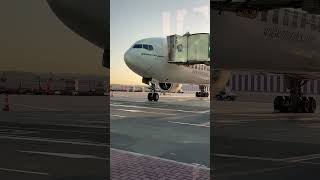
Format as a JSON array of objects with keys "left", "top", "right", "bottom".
[
  {"left": 148, "top": 45, "right": 154, "bottom": 51},
  {"left": 272, "top": 10, "right": 279, "bottom": 24},
  {"left": 292, "top": 11, "right": 298, "bottom": 28},
  {"left": 311, "top": 15, "right": 316, "bottom": 30},
  {"left": 133, "top": 44, "right": 142, "bottom": 48},
  {"left": 301, "top": 13, "right": 307, "bottom": 28},
  {"left": 261, "top": 10, "right": 268, "bottom": 22},
  {"left": 143, "top": 44, "right": 149, "bottom": 50},
  {"left": 283, "top": 10, "right": 289, "bottom": 26}
]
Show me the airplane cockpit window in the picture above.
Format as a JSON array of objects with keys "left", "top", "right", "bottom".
[
  {"left": 138, "top": 44, "right": 154, "bottom": 51},
  {"left": 133, "top": 44, "right": 142, "bottom": 48},
  {"left": 143, "top": 44, "right": 149, "bottom": 50}
]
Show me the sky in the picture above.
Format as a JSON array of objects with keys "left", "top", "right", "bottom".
[
  {"left": 0, "top": 0, "right": 105, "bottom": 76},
  {"left": 110, "top": 0, "right": 209, "bottom": 85}
]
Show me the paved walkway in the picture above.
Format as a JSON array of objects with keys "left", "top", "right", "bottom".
[{"left": 111, "top": 149, "right": 210, "bottom": 180}]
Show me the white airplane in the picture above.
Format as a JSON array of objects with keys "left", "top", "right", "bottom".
[
  {"left": 211, "top": 1, "right": 320, "bottom": 113},
  {"left": 124, "top": 38, "right": 229, "bottom": 101}
]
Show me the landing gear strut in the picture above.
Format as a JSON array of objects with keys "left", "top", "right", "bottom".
[
  {"left": 147, "top": 83, "right": 159, "bottom": 102},
  {"left": 196, "top": 85, "right": 209, "bottom": 97},
  {"left": 143, "top": 78, "right": 159, "bottom": 102},
  {"left": 274, "top": 77, "right": 316, "bottom": 113}
]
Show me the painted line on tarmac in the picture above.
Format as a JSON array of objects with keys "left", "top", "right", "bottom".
[
  {"left": 8, "top": 103, "right": 63, "bottom": 111},
  {"left": 111, "top": 104, "right": 209, "bottom": 114},
  {"left": 215, "top": 153, "right": 288, "bottom": 162},
  {"left": 18, "top": 150, "right": 107, "bottom": 160},
  {"left": 0, "top": 167, "right": 49, "bottom": 176},
  {"left": 111, "top": 114, "right": 126, "bottom": 118},
  {"left": 112, "top": 148, "right": 209, "bottom": 170},
  {"left": 0, "top": 135, "right": 108, "bottom": 147},
  {"left": 168, "top": 121, "right": 210, "bottom": 128},
  {"left": 215, "top": 153, "right": 320, "bottom": 164},
  {"left": 114, "top": 108, "right": 176, "bottom": 116},
  {"left": 283, "top": 153, "right": 320, "bottom": 162}
]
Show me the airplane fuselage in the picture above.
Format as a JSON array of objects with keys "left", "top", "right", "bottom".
[
  {"left": 212, "top": 8, "right": 320, "bottom": 79},
  {"left": 124, "top": 38, "right": 210, "bottom": 85}
]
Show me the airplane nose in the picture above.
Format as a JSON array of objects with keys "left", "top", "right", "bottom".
[
  {"left": 124, "top": 49, "right": 133, "bottom": 67},
  {"left": 46, "top": 0, "right": 106, "bottom": 49}
]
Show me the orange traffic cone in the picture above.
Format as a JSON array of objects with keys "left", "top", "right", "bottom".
[{"left": 2, "top": 94, "right": 10, "bottom": 112}]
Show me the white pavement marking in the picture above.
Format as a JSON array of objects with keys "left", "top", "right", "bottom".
[
  {"left": 215, "top": 153, "right": 320, "bottom": 164},
  {"left": 168, "top": 121, "right": 210, "bottom": 128},
  {"left": 111, "top": 114, "right": 126, "bottom": 118},
  {"left": 0, "top": 135, "right": 108, "bottom": 147},
  {"left": 215, "top": 153, "right": 288, "bottom": 162},
  {"left": 18, "top": 150, "right": 107, "bottom": 160},
  {"left": 111, "top": 104, "right": 209, "bottom": 114},
  {"left": 283, "top": 153, "right": 320, "bottom": 162},
  {"left": 54, "top": 123, "right": 107, "bottom": 129},
  {"left": 0, "top": 167, "right": 49, "bottom": 176},
  {"left": 112, "top": 148, "right": 209, "bottom": 170},
  {"left": 114, "top": 108, "right": 176, "bottom": 116},
  {"left": 7, "top": 103, "right": 62, "bottom": 111}
]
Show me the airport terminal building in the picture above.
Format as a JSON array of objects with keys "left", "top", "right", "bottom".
[{"left": 183, "top": 71, "right": 320, "bottom": 95}]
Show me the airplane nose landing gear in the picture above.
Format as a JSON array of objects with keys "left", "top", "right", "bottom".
[
  {"left": 274, "top": 77, "right": 317, "bottom": 113},
  {"left": 146, "top": 81, "right": 159, "bottom": 102},
  {"left": 196, "top": 85, "right": 209, "bottom": 97}
]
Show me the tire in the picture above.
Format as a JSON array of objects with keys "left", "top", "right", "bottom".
[
  {"left": 308, "top": 97, "right": 316, "bottom": 113},
  {"left": 147, "top": 93, "right": 153, "bottom": 101},
  {"left": 301, "top": 97, "right": 310, "bottom": 113},
  {"left": 216, "top": 95, "right": 222, "bottom": 100},
  {"left": 196, "top": 92, "right": 199, "bottom": 97},
  {"left": 153, "top": 93, "right": 159, "bottom": 102},
  {"left": 274, "top": 96, "right": 284, "bottom": 111}
]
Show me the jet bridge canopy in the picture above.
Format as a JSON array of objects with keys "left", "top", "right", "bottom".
[{"left": 167, "top": 33, "right": 210, "bottom": 65}]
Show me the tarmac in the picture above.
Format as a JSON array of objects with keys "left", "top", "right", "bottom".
[
  {"left": 213, "top": 93, "right": 320, "bottom": 180},
  {"left": 110, "top": 92, "right": 210, "bottom": 180},
  {"left": 2, "top": 92, "right": 320, "bottom": 179},
  {"left": 0, "top": 94, "right": 108, "bottom": 180}
]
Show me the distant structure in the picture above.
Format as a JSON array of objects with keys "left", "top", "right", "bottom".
[{"left": 228, "top": 71, "right": 320, "bottom": 95}]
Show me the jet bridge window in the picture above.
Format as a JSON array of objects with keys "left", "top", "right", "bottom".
[
  {"left": 133, "top": 44, "right": 142, "bottom": 48},
  {"left": 272, "top": 10, "right": 279, "bottom": 24},
  {"left": 318, "top": 17, "right": 320, "bottom": 32},
  {"left": 261, "top": 10, "right": 268, "bottom": 22},
  {"left": 301, "top": 13, "right": 307, "bottom": 28},
  {"left": 283, "top": 10, "right": 289, "bottom": 26},
  {"left": 291, "top": 11, "right": 298, "bottom": 28},
  {"left": 311, "top": 15, "right": 316, "bottom": 31}
]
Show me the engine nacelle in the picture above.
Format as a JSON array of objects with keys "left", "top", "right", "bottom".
[
  {"left": 211, "top": 70, "right": 232, "bottom": 95},
  {"left": 158, "top": 83, "right": 182, "bottom": 93}
]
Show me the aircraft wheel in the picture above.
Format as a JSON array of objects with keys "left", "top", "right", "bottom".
[
  {"left": 308, "top": 97, "right": 316, "bottom": 113},
  {"left": 301, "top": 97, "right": 310, "bottom": 113},
  {"left": 153, "top": 93, "right": 159, "bottom": 102},
  {"left": 147, "top": 93, "right": 153, "bottom": 101},
  {"left": 274, "top": 96, "right": 284, "bottom": 111}
]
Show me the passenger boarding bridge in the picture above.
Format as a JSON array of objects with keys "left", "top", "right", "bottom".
[{"left": 167, "top": 33, "right": 210, "bottom": 66}]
